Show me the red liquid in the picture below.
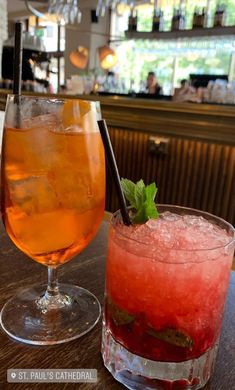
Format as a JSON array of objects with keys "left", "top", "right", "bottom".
[{"left": 104, "top": 215, "right": 233, "bottom": 363}]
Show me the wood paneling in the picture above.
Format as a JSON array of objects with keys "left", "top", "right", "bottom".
[{"left": 106, "top": 126, "right": 235, "bottom": 225}]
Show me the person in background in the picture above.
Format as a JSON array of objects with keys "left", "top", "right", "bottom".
[
  {"left": 59, "top": 84, "right": 67, "bottom": 94},
  {"left": 146, "top": 71, "right": 162, "bottom": 95},
  {"left": 179, "top": 79, "right": 194, "bottom": 94},
  {"left": 173, "top": 78, "right": 201, "bottom": 103}
]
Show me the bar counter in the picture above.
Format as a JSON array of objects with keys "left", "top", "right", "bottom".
[
  {"left": 0, "top": 90, "right": 234, "bottom": 224},
  {"left": 1, "top": 90, "right": 235, "bottom": 144}
]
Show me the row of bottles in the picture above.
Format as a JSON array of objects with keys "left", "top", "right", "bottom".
[{"left": 128, "top": 3, "right": 228, "bottom": 33}]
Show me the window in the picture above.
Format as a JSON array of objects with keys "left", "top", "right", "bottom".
[{"left": 110, "top": 1, "right": 235, "bottom": 95}]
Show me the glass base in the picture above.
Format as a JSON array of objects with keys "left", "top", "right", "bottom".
[
  {"left": 102, "top": 326, "right": 218, "bottom": 390},
  {"left": 0, "top": 283, "right": 101, "bottom": 345}
]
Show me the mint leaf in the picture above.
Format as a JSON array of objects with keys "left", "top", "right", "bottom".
[
  {"left": 145, "top": 183, "right": 158, "bottom": 203},
  {"left": 145, "top": 202, "right": 159, "bottom": 220},
  {"left": 120, "top": 178, "right": 137, "bottom": 208},
  {"left": 132, "top": 207, "right": 146, "bottom": 224},
  {"left": 134, "top": 180, "right": 145, "bottom": 209},
  {"left": 144, "top": 183, "right": 159, "bottom": 219},
  {"left": 121, "top": 178, "right": 159, "bottom": 224},
  {"left": 107, "top": 297, "right": 135, "bottom": 326},
  {"left": 147, "top": 327, "right": 194, "bottom": 350}
]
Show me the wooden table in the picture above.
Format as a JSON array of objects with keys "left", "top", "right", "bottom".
[{"left": 0, "top": 221, "right": 234, "bottom": 390}]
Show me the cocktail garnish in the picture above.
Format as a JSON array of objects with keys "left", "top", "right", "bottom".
[
  {"left": 107, "top": 297, "right": 135, "bottom": 326},
  {"left": 147, "top": 327, "right": 194, "bottom": 349},
  {"left": 121, "top": 179, "right": 159, "bottom": 223},
  {"left": 107, "top": 297, "right": 194, "bottom": 349}
]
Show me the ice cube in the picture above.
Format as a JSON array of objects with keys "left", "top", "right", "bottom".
[
  {"left": 21, "top": 113, "right": 60, "bottom": 131},
  {"left": 146, "top": 218, "right": 160, "bottom": 229},
  {"left": 160, "top": 211, "right": 181, "bottom": 222},
  {"left": 182, "top": 215, "right": 207, "bottom": 227},
  {"left": 61, "top": 124, "right": 84, "bottom": 133},
  {"left": 20, "top": 98, "right": 63, "bottom": 124},
  {"left": 48, "top": 170, "right": 96, "bottom": 211},
  {"left": 8, "top": 175, "right": 58, "bottom": 215}
]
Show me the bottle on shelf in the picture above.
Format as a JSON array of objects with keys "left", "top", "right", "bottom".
[
  {"left": 214, "top": 4, "right": 226, "bottom": 27},
  {"left": 192, "top": 7, "right": 198, "bottom": 28},
  {"left": 192, "top": 7, "right": 206, "bottom": 28},
  {"left": 128, "top": 7, "right": 138, "bottom": 32},
  {"left": 171, "top": 8, "right": 185, "bottom": 31},
  {"left": 152, "top": 0, "right": 164, "bottom": 32},
  {"left": 152, "top": 8, "right": 164, "bottom": 32}
]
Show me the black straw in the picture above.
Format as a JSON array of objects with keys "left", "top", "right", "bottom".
[
  {"left": 13, "top": 22, "right": 23, "bottom": 95},
  {"left": 98, "top": 119, "right": 131, "bottom": 226}
]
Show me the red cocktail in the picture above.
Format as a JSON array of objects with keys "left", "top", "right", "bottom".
[{"left": 102, "top": 205, "right": 234, "bottom": 390}]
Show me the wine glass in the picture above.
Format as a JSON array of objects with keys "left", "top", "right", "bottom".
[{"left": 0, "top": 95, "right": 105, "bottom": 345}]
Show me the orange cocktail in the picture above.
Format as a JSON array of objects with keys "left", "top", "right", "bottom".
[
  {"left": 0, "top": 96, "right": 105, "bottom": 345},
  {"left": 2, "top": 123, "right": 105, "bottom": 266}
]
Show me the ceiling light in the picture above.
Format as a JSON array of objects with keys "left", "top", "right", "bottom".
[
  {"left": 98, "top": 45, "right": 118, "bottom": 69},
  {"left": 69, "top": 46, "right": 89, "bottom": 69}
]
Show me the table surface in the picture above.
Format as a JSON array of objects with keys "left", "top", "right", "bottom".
[{"left": 0, "top": 220, "right": 234, "bottom": 390}]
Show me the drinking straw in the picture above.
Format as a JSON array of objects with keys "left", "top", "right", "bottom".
[
  {"left": 98, "top": 119, "right": 131, "bottom": 226},
  {"left": 13, "top": 22, "right": 23, "bottom": 95}
]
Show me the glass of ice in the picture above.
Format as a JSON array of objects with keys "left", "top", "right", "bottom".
[
  {"left": 102, "top": 205, "right": 235, "bottom": 390},
  {"left": 0, "top": 95, "right": 105, "bottom": 345}
]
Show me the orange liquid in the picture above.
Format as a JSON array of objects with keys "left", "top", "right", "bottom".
[{"left": 1, "top": 126, "right": 105, "bottom": 266}]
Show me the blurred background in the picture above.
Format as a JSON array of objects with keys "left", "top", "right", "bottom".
[{"left": 0, "top": 0, "right": 234, "bottom": 102}]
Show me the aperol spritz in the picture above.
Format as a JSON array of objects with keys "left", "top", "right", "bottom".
[{"left": 1, "top": 95, "right": 105, "bottom": 344}]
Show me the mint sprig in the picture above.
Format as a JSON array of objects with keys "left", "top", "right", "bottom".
[
  {"left": 107, "top": 297, "right": 135, "bottom": 326},
  {"left": 147, "top": 327, "right": 194, "bottom": 349},
  {"left": 121, "top": 178, "right": 159, "bottom": 224}
]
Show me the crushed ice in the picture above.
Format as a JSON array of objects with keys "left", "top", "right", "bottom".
[{"left": 117, "top": 212, "right": 232, "bottom": 252}]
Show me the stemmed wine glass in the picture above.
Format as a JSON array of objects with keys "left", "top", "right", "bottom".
[{"left": 0, "top": 95, "right": 105, "bottom": 345}]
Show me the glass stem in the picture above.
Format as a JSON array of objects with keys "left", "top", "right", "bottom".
[
  {"left": 36, "top": 266, "right": 67, "bottom": 310},
  {"left": 46, "top": 266, "right": 60, "bottom": 299}
]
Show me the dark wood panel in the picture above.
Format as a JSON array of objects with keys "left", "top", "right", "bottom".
[{"left": 106, "top": 126, "right": 235, "bottom": 224}]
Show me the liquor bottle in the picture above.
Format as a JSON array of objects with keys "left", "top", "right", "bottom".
[
  {"left": 171, "top": 8, "right": 185, "bottom": 31},
  {"left": 192, "top": 8, "right": 198, "bottom": 28},
  {"left": 128, "top": 8, "right": 137, "bottom": 32},
  {"left": 152, "top": 8, "right": 164, "bottom": 32},
  {"left": 214, "top": 4, "right": 226, "bottom": 27},
  {"left": 192, "top": 7, "right": 205, "bottom": 28},
  {"left": 200, "top": 8, "right": 206, "bottom": 27}
]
